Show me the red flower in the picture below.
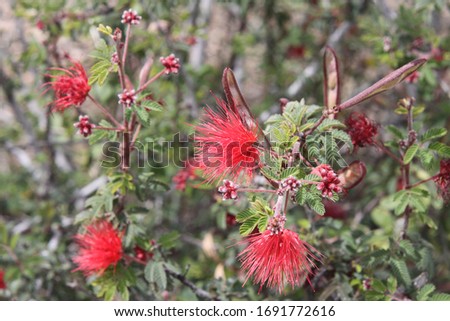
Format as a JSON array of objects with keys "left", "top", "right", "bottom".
[
  {"left": 311, "top": 164, "right": 342, "bottom": 197},
  {"left": 73, "top": 220, "right": 123, "bottom": 276},
  {"left": 0, "top": 269, "right": 6, "bottom": 289},
  {"left": 218, "top": 179, "right": 239, "bottom": 200},
  {"left": 345, "top": 112, "right": 378, "bottom": 150},
  {"left": 434, "top": 159, "right": 450, "bottom": 201},
  {"left": 195, "top": 98, "right": 260, "bottom": 182},
  {"left": 121, "top": 9, "right": 142, "bottom": 25},
  {"left": 44, "top": 61, "right": 91, "bottom": 112},
  {"left": 160, "top": 54, "right": 180, "bottom": 74},
  {"left": 74, "top": 115, "right": 94, "bottom": 137},
  {"left": 238, "top": 228, "right": 320, "bottom": 294}
]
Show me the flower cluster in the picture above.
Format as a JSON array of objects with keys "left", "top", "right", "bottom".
[
  {"left": 238, "top": 228, "right": 320, "bottom": 294},
  {"left": 195, "top": 98, "right": 260, "bottom": 183},
  {"left": 44, "top": 61, "right": 91, "bottom": 112},
  {"left": 118, "top": 89, "right": 137, "bottom": 107},
  {"left": 121, "top": 9, "right": 142, "bottom": 25},
  {"left": 160, "top": 54, "right": 181, "bottom": 74},
  {"left": 311, "top": 164, "right": 342, "bottom": 197},
  {"left": 434, "top": 159, "right": 450, "bottom": 201},
  {"left": 218, "top": 180, "right": 239, "bottom": 200},
  {"left": 345, "top": 112, "right": 378, "bottom": 150},
  {"left": 74, "top": 115, "right": 94, "bottom": 137},
  {"left": 73, "top": 220, "right": 123, "bottom": 276},
  {"left": 280, "top": 176, "right": 301, "bottom": 193}
]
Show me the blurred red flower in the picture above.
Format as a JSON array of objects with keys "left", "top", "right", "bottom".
[
  {"left": 345, "top": 112, "right": 378, "bottom": 151},
  {"left": 44, "top": 61, "right": 91, "bottom": 112},
  {"left": 238, "top": 229, "right": 320, "bottom": 294},
  {"left": 434, "top": 159, "right": 450, "bottom": 201},
  {"left": 195, "top": 98, "right": 260, "bottom": 183},
  {"left": 73, "top": 220, "right": 123, "bottom": 276},
  {"left": 0, "top": 269, "right": 6, "bottom": 289}
]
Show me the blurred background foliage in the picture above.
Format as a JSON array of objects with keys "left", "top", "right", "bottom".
[{"left": 0, "top": 0, "right": 449, "bottom": 300}]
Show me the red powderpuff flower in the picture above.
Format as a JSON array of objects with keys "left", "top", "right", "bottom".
[
  {"left": 0, "top": 269, "right": 6, "bottom": 289},
  {"left": 434, "top": 159, "right": 450, "bottom": 201},
  {"left": 73, "top": 220, "right": 123, "bottom": 276},
  {"left": 195, "top": 98, "right": 260, "bottom": 183},
  {"left": 311, "top": 164, "right": 342, "bottom": 197},
  {"left": 44, "top": 61, "right": 91, "bottom": 112},
  {"left": 345, "top": 112, "right": 378, "bottom": 151},
  {"left": 238, "top": 228, "right": 320, "bottom": 294}
]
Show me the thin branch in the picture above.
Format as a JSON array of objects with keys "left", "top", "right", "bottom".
[
  {"left": 136, "top": 70, "right": 166, "bottom": 94},
  {"left": 407, "top": 175, "right": 438, "bottom": 189},
  {"left": 374, "top": 141, "right": 404, "bottom": 165},
  {"left": 164, "top": 267, "right": 219, "bottom": 301},
  {"left": 87, "top": 94, "right": 123, "bottom": 129},
  {"left": 122, "top": 24, "right": 131, "bottom": 70}
]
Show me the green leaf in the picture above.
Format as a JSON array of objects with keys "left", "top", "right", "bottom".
[
  {"left": 97, "top": 24, "right": 113, "bottom": 36},
  {"left": 158, "top": 231, "right": 180, "bottom": 250},
  {"left": 390, "top": 259, "right": 412, "bottom": 287},
  {"left": 296, "top": 187, "right": 306, "bottom": 205},
  {"left": 318, "top": 118, "right": 346, "bottom": 132},
  {"left": 144, "top": 261, "right": 167, "bottom": 290},
  {"left": 421, "top": 128, "right": 447, "bottom": 142},
  {"left": 239, "top": 216, "right": 260, "bottom": 236},
  {"left": 417, "top": 148, "right": 435, "bottom": 170},
  {"left": 132, "top": 104, "right": 150, "bottom": 126},
  {"left": 430, "top": 293, "right": 450, "bottom": 301},
  {"left": 140, "top": 100, "right": 163, "bottom": 112},
  {"left": 386, "top": 125, "right": 404, "bottom": 139},
  {"left": 236, "top": 209, "right": 256, "bottom": 222},
  {"left": 417, "top": 247, "right": 434, "bottom": 275},
  {"left": 280, "top": 167, "right": 300, "bottom": 179},
  {"left": 88, "top": 129, "right": 108, "bottom": 145},
  {"left": 88, "top": 39, "right": 116, "bottom": 86},
  {"left": 265, "top": 114, "right": 284, "bottom": 125},
  {"left": 399, "top": 240, "right": 417, "bottom": 259},
  {"left": 403, "top": 144, "right": 419, "bottom": 164},
  {"left": 257, "top": 215, "right": 269, "bottom": 232},
  {"left": 417, "top": 284, "right": 436, "bottom": 301},
  {"left": 429, "top": 142, "right": 450, "bottom": 157}
]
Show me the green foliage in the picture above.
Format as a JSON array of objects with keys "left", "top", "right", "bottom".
[
  {"left": 236, "top": 198, "right": 273, "bottom": 235},
  {"left": 89, "top": 39, "right": 117, "bottom": 86},
  {"left": 145, "top": 261, "right": 167, "bottom": 292},
  {"left": 92, "top": 265, "right": 136, "bottom": 301}
]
